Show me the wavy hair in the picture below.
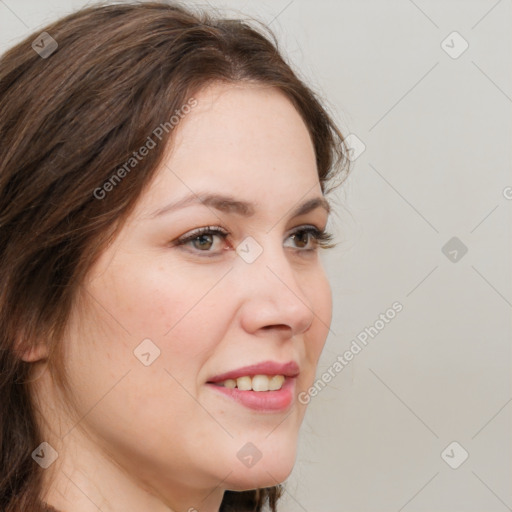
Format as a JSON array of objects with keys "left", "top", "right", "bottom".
[{"left": 0, "top": 2, "right": 349, "bottom": 510}]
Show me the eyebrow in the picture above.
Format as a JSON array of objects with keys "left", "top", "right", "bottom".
[{"left": 149, "top": 193, "right": 331, "bottom": 219}]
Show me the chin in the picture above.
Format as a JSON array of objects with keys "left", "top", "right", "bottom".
[{"left": 223, "top": 451, "right": 296, "bottom": 491}]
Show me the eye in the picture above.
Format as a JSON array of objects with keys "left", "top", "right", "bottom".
[
  {"left": 172, "top": 225, "right": 336, "bottom": 256},
  {"left": 175, "top": 226, "right": 230, "bottom": 254},
  {"left": 285, "top": 226, "right": 335, "bottom": 251}
]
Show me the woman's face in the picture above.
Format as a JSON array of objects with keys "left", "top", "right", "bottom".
[{"left": 49, "top": 82, "right": 332, "bottom": 508}]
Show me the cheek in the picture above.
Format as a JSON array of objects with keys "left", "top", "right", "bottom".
[
  {"left": 81, "top": 255, "right": 232, "bottom": 397},
  {"left": 88, "top": 254, "right": 226, "bottom": 341},
  {"left": 62, "top": 261, "right": 233, "bottom": 467}
]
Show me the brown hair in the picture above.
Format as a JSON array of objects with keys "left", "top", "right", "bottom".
[{"left": 0, "top": 2, "right": 349, "bottom": 511}]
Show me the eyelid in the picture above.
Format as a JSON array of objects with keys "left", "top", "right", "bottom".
[
  {"left": 176, "top": 225, "right": 229, "bottom": 241},
  {"left": 172, "top": 223, "right": 335, "bottom": 255}
]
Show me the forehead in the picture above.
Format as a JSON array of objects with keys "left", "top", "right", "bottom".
[{"left": 136, "top": 82, "right": 320, "bottom": 218}]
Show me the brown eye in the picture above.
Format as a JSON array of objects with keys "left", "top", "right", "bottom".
[
  {"left": 191, "top": 233, "right": 214, "bottom": 251},
  {"left": 175, "top": 226, "right": 230, "bottom": 254},
  {"left": 285, "top": 226, "right": 334, "bottom": 251},
  {"left": 290, "top": 231, "right": 310, "bottom": 249}
]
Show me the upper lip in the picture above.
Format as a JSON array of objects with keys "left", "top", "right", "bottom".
[{"left": 207, "top": 360, "right": 300, "bottom": 383}]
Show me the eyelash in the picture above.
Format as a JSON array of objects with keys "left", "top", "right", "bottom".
[{"left": 174, "top": 225, "right": 335, "bottom": 255}]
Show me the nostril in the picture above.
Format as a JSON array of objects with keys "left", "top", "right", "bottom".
[{"left": 262, "top": 324, "right": 291, "bottom": 332}]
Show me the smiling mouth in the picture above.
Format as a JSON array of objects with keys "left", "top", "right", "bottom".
[
  {"left": 206, "top": 360, "right": 300, "bottom": 411},
  {"left": 209, "top": 374, "right": 286, "bottom": 391},
  {"left": 206, "top": 377, "right": 296, "bottom": 412}
]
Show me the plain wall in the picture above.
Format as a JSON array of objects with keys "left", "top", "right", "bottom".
[{"left": 1, "top": 1, "right": 510, "bottom": 510}]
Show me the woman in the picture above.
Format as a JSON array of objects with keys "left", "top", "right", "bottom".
[{"left": 0, "top": 2, "right": 350, "bottom": 511}]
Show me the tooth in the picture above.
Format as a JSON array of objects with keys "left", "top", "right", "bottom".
[
  {"left": 218, "top": 375, "right": 286, "bottom": 391},
  {"left": 236, "top": 376, "right": 252, "bottom": 391},
  {"left": 223, "top": 379, "right": 236, "bottom": 389},
  {"left": 252, "top": 375, "right": 270, "bottom": 392},
  {"left": 268, "top": 375, "right": 285, "bottom": 391}
]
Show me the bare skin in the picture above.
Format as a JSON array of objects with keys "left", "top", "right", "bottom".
[{"left": 27, "top": 82, "right": 333, "bottom": 512}]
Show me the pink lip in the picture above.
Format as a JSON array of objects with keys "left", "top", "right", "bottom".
[
  {"left": 206, "top": 377, "right": 296, "bottom": 412},
  {"left": 207, "top": 360, "right": 300, "bottom": 383},
  {"left": 206, "top": 360, "right": 300, "bottom": 412}
]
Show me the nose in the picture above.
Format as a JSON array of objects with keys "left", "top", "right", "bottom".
[{"left": 235, "top": 236, "right": 316, "bottom": 337}]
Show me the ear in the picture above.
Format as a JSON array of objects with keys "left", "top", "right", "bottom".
[{"left": 17, "top": 341, "right": 49, "bottom": 363}]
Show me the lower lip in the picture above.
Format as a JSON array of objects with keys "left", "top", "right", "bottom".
[{"left": 206, "top": 377, "right": 296, "bottom": 412}]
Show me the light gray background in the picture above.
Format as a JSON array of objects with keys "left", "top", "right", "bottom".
[{"left": 1, "top": 1, "right": 510, "bottom": 511}]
